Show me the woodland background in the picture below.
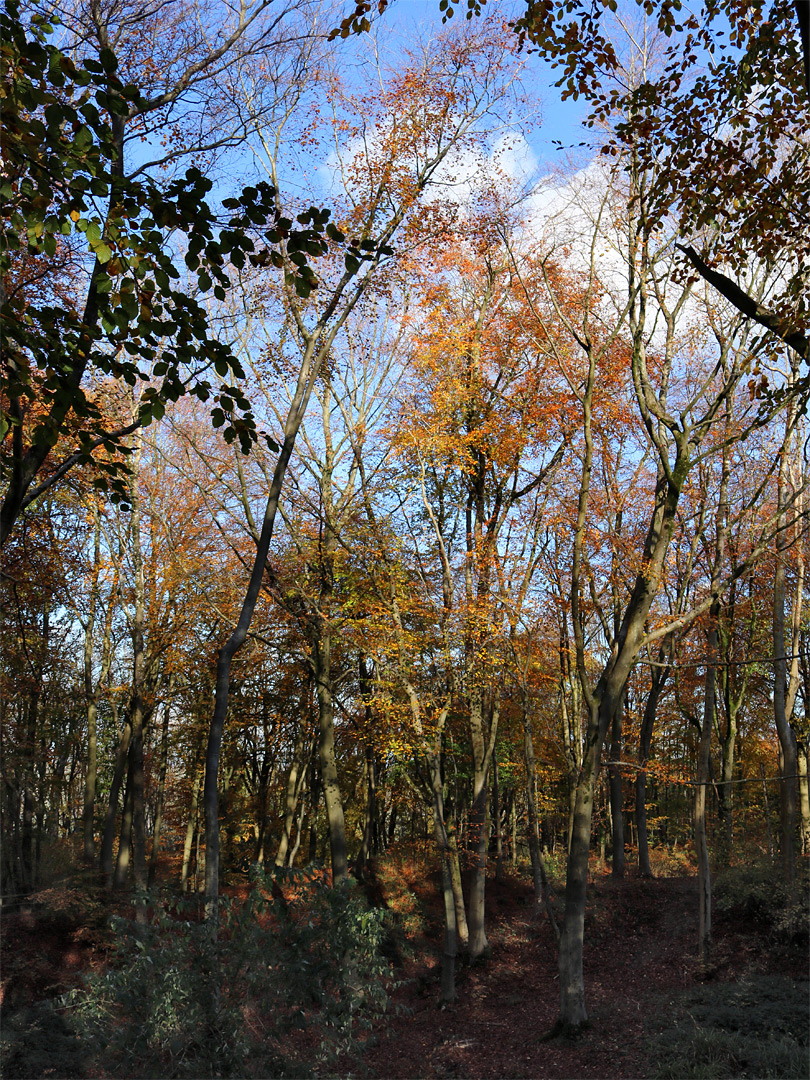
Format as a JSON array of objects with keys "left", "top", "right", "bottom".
[{"left": 1, "top": 1, "right": 809, "bottom": 1077}]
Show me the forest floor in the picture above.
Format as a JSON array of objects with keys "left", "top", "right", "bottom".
[
  {"left": 353, "top": 852, "right": 808, "bottom": 1079},
  {"left": 1, "top": 847, "right": 808, "bottom": 1079}
]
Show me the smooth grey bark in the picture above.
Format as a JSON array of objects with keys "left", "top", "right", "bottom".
[
  {"left": 125, "top": 431, "right": 148, "bottom": 921},
  {"left": 447, "top": 821, "right": 469, "bottom": 950},
  {"left": 523, "top": 695, "right": 546, "bottom": 907},
  {"left": 493, "top": 750, "right": 505, "bottom": 882}
]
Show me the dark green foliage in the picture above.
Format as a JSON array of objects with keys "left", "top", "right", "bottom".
[
  {"left": 714, "top": 863, "right": 810, "bottom": 946},
  {"left": 54, "top": 871, "right": 397, "bottom": 1078},
  {"left": 1, "top": 0, "right": 383, "bottom": 534},
  {"left": 648, "top": 977, "right": 810, "bottom": 1080}
]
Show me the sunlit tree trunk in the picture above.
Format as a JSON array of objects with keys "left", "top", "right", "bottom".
[{"left": 275, "top": 717, "right": 311, "bottom": 868}]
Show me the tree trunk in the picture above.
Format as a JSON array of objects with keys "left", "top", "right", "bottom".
[
  {"left": 798, "top": 741, "right": 810, "bottom": 857},
  {"left": 696, "top": 618, "right": 717, "bottom": 965},
  {"left": 523, "top": 694, "right": 546, "bottom": 909},
  {"left": 275, "top": 719, "right": 311, "bottom": 868},
  {"left": 557, "top": 701, "right": 603, "bottom": 1032},
  {"left": 447, "top": 822, "right": 469, "bottom": 949},
  {"left": 313, "top": 634, "right": 348, "bottom": 885},
  {"left": 100, "top": 711, "right": 132, "bottom": 884},
  {"left": 467, "top": 690, "right": 498, "bottom": 960},
  {"left": 113, "top": 754, "right": 135, "bottom": 891},
  {"left": 636, "top": 658, "right": 668, "bottom": 878},
  {"left": 181, "top": 754, "right": 204, "bottom": 892},
  {"left": 608, "top": 697, "right": 625, "bottom": 878},
  {"left": 148, "top": 697, "right": 172, "bottom": 890},
  {"left": 773, "top": 424, "right": 799, "bottom": 883},
  {"left": 429, "top": 755, "right": 457, "bottom": 1003},
  {"left": 493, "top": 750, "right": 505, "bottom": 883},
  {"left": 354, "top": 748, "right": 377, "bottom": 881}
]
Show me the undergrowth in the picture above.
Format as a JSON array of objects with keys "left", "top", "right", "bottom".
[
  {"left": 3, "top": 868, "right": 397, "bottom": 1079},
  {"left": 648, "top": 976, "right": 810, "bottom": 1080},
  {"left": 714, "top": 862, "right": 810, "bottom": 946}
]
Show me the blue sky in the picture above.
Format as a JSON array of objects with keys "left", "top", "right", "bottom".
[{"left": 376, "top": 0, "right": 592, "bottom": 164}]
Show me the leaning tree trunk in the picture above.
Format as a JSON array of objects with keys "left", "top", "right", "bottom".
[{"left": 204, "top": 336, "right": 325, "bottom": 918}]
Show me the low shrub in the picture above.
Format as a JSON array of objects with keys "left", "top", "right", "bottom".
[
  {"left": 54, "top": 868, "right": 397, "bottom": 1078},
  {"left": 648, "top": 976, "right": 809, "bottom": 1080},
  {"left": 714, "top": 862, "right": 809, "bottom": 945}
]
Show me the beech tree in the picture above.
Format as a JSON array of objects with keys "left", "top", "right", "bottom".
[{"left": 201, "top": 15, "right": 526, "bottom": 912}]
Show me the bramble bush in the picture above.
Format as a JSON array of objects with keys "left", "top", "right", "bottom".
[{"left": 56, "top": 868, "right": 397, "bottom": 1078}]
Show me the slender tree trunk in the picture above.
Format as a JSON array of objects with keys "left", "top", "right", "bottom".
[
  {"left": 608, "top": 695, "right": 625, "bottom": 878},
  {"left": 82, "top": 698, "right": 99, "bottom": 864},
  {"left": 276, "top": 719, "right": 311, "bottom": 868},
  {"left": 447, "top": 821, "right": 469, "bottom": 949},
  {"left": 82, "top": 500, "right": 116, "bottom": 865},
  {"left": 760, "top": 763, "right": 774, "bottom": 859},
  {"left": 467, "top": 691, "right": 498, "bottom": 960},
  {"left": 428, "top": 754, "right": 457, "bottom": 1003},
  {"left": 636, "top": 659, "right": 668, "bottom": 878},
  {"left": 557, "top": 699, "right": 603, "bottom": 1032},
  {"left": 126, "top": 429, "right": 148, "bottom": 920},
  {"left": 148, "top": 697, "right": 172, "bottom": 890},
  {"left": 493, "top": 751, "right": 505, "bottom": 883},
  {"left": 113, "top": 754, "right": 135, "bottom": 890},
  {"left": 354, "top": 748, "right": 377, "bottom": 881},
  {"left": 696, "top": 617, "right": 717, "bottom": 965},
  {"left": 287, "top": 779, "right": 308, "bottom": 867},
  {"left": 773, "top": 414, "right": 799, "bottom": 883},
  {"left": 100, "top": 712, "right": 132, "bottom": 884},
  {"left": 798, "top": 741, "right": 810, "bottom": 857},
  {"left": 313, "top": 634, "right": 348, "bottom": 884},
  {"left": 181, "top": 754, "right": 204, "bottom": 892},
  {"left": 523, "top": 693, "right": 546, "bottom": 908},
  {"left": 204, "top": 331, "right": 328, "bottom": 918}
]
